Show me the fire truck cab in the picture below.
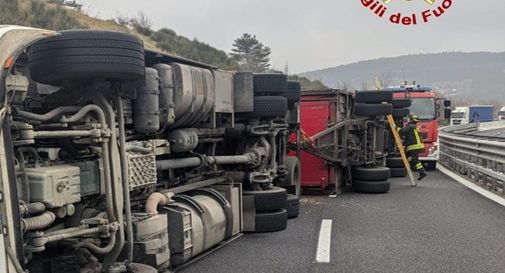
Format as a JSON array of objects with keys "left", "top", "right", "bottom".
[{"left": 384, "top": 85, "right": 449, "bottom": 170}]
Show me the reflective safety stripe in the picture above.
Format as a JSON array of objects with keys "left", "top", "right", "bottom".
[
  {"left": 415, "top": 163, "right": 424, "bottom": 170},
  {"left": 407, "top": 128, "right": 424, "bottom": 151},
  {"left": 414, "top": 127, "right": 422, "bottom": 145},
  {"left": 407, "top": 144, "right": 424, "bottom": 151}
]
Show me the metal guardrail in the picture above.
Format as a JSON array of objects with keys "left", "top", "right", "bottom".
[{"left": 439, "top": 123, "right": 505, "bottom": 195}]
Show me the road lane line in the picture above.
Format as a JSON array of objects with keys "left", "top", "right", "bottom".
[
  {"left": 438, "top": 165, "right": 505, "bottom": 207},
  {"left": 315, "top": 219, "right": 332, "bottom": 263}
]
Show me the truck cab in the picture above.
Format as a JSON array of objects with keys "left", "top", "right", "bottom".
[
  {"left": 451, "top": 107, "right": 469, "bottom": 125},
  {"left": 498, "top": 106, "right": 505, "bottom": 120}
]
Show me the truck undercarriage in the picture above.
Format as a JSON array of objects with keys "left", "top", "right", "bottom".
[{"left": 0, "top": 27, "right": 391, "bottom": 273}]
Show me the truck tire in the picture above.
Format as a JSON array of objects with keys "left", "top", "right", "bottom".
[
  {"left": 286, "top": 194, "right": 300, "bottom": 219},
  {"left": 254, "top": 209, "right": 288, "bottom": 232},
  {"left": 282, "top": 156, "right": 301, "bottom": 197},
  {"left": 28, "top": 30, "right": 145, "bottom": 85},
  {"left": 354, "top": 103, "right": 392, "bottom": 117},
  {"left": 243, "top": 187, "right": 287, "bottom": 212},
  {"left": 238, "top": 96, "right": 288, "bottom": 119},
  {"left": 386, "top": 157, "right": 404, "bottom": 168},
  {"left": 393, "top": 108, "right": 410, "bottom": 118},
  {"left": 127, "top": 263, "right": 158, "bottom": 273},
  {"left": 355, "top": 91, "right": 393, "bottom": 103},
  {"left": 390, "top": 167, "right": 407, "bottom": 177},
  {"left": 253, "top": 74, "right": 288, "bottom": 94},
  {"left": 353, "top": 166, "right": 391, "bottom": 181},
  {"left": 353, "top": 179, "right": 390, "bottom": 194},
  {"left": 392, "top": 99, "right": 412, "bottom": 108},
  {"left": 286, "top": 81, "right": 301, "bottom": 106},
  {"left": 424, "top": 161, "right": 437, "bottom": 171}
]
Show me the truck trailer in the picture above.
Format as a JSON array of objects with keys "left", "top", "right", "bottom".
[
  {"left": 451, "top": 105, "right": 494, "bottom": 125},
  {"left": 295, "top": 90, "right": 394, "bottom": 194}
]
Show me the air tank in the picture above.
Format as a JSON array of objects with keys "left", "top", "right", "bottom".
[
  {"left": 166, "top": 129, "right": 199, "bottom": 153},
  {"left": 153, "top": 63, "right": 176, "bottom": 129},
  {"left": 134, "top": 68, "right": 160, "bottom": 133}
]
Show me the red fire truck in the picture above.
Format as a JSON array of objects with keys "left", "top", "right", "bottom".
[{"left": 383, "top": 85, "right": 451, "bottom": 170}]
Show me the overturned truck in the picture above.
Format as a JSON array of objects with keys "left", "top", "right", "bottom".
[
  {"left": 0, "top": 27, "right": 302, "bottom": 273},
  {"left": 295, "top": 89, "right": 395, "bottom": 194}
]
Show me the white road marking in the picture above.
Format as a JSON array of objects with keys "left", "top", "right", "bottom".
[
  {"left": 438, "top": 165, "right": 505, "bottom": 207},
  {"left": 315, "top": 219, "right": 332, "bottom": 263},
  {"left": 329, "top": 194, "right": 337, "bottom": 198}
]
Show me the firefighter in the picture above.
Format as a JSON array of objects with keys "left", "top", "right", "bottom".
[{"left": 397, "top": 114, "right": 427, "bottom": 181}]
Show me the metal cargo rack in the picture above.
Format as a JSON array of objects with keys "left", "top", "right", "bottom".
[{"left": 290, "top": 89, "right": 387, "bottom": 192}]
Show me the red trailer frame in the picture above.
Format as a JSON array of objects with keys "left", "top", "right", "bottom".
[{"left": 291, "top": 89, "right": 387, "bottom": 193}]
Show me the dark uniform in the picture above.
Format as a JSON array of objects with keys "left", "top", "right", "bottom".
[{"left": 397, "top": 115, "right": 427, "bottom": 180}]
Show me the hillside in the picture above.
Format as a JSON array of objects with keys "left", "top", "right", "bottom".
[
  {"left": 0, "top": 0, "right": 236, "bottom": 68},
  {"left": 0, "top": 0, "right": 326, "bottom": 88},
  {"left": 301, "top": 52, "right": 505, "bottom": 102}
]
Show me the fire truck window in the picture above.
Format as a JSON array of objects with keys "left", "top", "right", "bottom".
[{"left": 410, "top": 98, "right": 436, "bottom": 120}]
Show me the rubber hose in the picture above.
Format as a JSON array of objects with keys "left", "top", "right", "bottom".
[
  {"left": 145, "top": 192, "right": 172, "bottom": 214},
  {"left": 19, "top": 202, "right": 46, "bottom": 216},
  {"left": 74, "top": 230, "right": 117, "bottom": 255},
  {"left": 116, "top": 96, "right": 134, "bottom": 263},
  {"left": 15, "top": 106, "right": 80, "bottom": 121},
  {"left": 21, "top": 211, "right": 56, "bottom": 232}
]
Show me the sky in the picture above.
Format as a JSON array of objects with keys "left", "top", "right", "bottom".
[{"left": 82, "top": 0, "right": 505, "bottom": 73}]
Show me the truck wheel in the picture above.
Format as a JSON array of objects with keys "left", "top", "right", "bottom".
[
  {"left": 127, "top": 263, "right": 158, "bottom": 273},
  {"left": 286, "top": 81, "right": 301, "bottom": 106},
  {"left": 353, "top": 166, "right": 391, "bottom": 181},
  {"left": 238, "top": 96, "right": 288, "bottom": 119},
  {"left": 254, "top": 209, "right": 288, "bottom": 232},
  {"left": 354, "top": 103, "right": 392, "bottom": 117},
  {"left": 424, "top": 161, "right": 437, "bottom": 171},
  {"left": 393, "top": 108, "right": 410, "bottom": 118},
  {"left": 390, "top": 167, "right": 407, "bottom": 177},
  {"left": 282, "top": 156, "right": 301, "bottom": 197},
  {"left": 28, "top": 30, "right": 145, "bottom": 85},
  {"left": 392, "top": 99, "right": 412, "bottom": 108},
  {"left": 286, "top": 194, "right": 300, "bottom": 219},
  {"left": 386, "top": 157, "right": 404, "bottom": 168},
  {"left": 253, "top": 73, "right": 288, "bottom": 94},
  {"left": 243, "top": 187, "right": 287, "bottom": 212},
  {"left": 353, "top": 180, "right": 390, "bottom": 194},
  {"left": 355, "top": 91, "right": 393, "bottom": 103}
]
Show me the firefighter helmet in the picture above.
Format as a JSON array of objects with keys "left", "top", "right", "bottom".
[{"left": 409, "top": 114, "right": 420, "bottom": 122}]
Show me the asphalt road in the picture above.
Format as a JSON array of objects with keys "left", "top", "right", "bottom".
[{"left": 181, "top": 171, "right": 505, "bottom": 273}]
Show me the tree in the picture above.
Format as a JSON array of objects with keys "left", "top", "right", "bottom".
[
  {"left": 230, "top": 33, "right": 271, "bottom": 73},
  {"left": 47, "top": 0, "right": 83, "bottom": 11},
  {"left": 130, "top": 12, "right": 153, "bottom": 36},
  {"left": 336, "top": 81, "right": 353, "bottom": 91},
  {"left": 115, "top": 15, "right": 131, "bottom": 28}
]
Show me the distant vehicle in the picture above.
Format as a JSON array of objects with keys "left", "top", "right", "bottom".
[
  {"left": 451, "top": 107, "right": 468, "bottom": 125},
  {"left": 451, "top": 105, "right": 494, "bottom": 125},
  {"left": 498, "top": 106, "right": 505, "bottom": 120}
]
